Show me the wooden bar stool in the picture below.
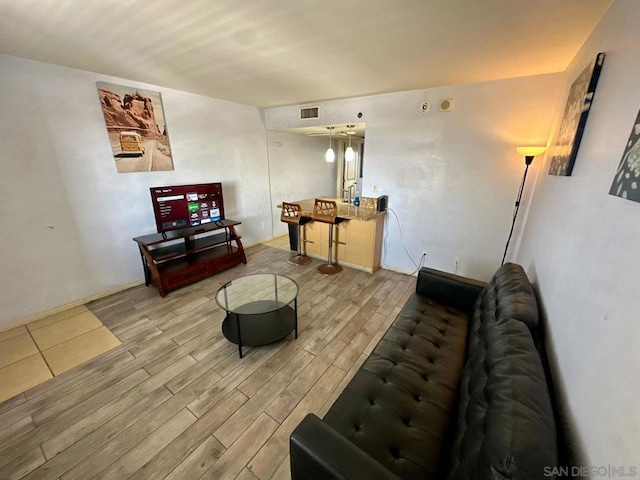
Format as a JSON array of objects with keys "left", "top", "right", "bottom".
[
  {"left": 280, "top": 202, "right": 313, "bottom": 266},
  {"left": 312, "top": 199, "right": 347, "bottom": 275}
]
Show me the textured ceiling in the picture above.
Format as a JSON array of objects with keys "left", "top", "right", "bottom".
[{"left": 0, "top": 0, "right": 612, "bottom": 108}]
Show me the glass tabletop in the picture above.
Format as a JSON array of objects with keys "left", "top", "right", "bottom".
[{"left": 215, "top": 273, "right": 299, "bottom": 315}]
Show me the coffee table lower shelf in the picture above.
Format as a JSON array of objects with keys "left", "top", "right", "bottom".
[{"left": 221, "top": 302, "right": 297, "bottom": 358}]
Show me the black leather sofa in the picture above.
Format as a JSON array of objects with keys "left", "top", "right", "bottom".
[{"left": 290, "top": 263, "right": 557, "bottom": 479}]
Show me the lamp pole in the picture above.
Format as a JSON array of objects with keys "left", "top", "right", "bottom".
[{"left": 501, "top": 147, "right": 547, "bottom": 266}]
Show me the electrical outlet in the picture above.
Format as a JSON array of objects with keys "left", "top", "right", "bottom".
[
  {"left": 372, "top": 184, "right": 378, "bottom": 193},
  {"left": 421, "top": 251, "right": 428, "bottom": 258},
  {"left": 453, "top": 257, "right": 461, "bottom": 273},
  {"left": 260, "top": 222, "right": 265, "bottom": 230}
]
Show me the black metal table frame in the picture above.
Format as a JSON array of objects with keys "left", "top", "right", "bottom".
[{"left": 218, "top": 274, "right": 298, "bottom": 358}]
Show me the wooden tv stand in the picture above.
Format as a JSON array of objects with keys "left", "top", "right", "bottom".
[{"left": 133, "top": 219, "right": 246, "bottom": 297}]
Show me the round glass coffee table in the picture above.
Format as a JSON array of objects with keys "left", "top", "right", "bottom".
[{"left": 215, "top": 273, "right": 299, "bottom": 358}]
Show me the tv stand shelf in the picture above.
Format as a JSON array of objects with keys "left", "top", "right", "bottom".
[{"left": 133, "top": 219, "right": 246, "bottom": 297}]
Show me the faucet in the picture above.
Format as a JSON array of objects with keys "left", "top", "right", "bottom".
[
  {"left": 348, "top": 184, "right": 356, "bottom": 203},
  {"left": 341, "top": 185, "right": 357, "bottom": 203}
]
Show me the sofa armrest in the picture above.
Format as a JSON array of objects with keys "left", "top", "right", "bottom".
[
  {"left": 290, "top": 414, "right": 399, "bottom": 480},
  {"left": 416, "top": 267, "right": 487, "bottom": 314}
]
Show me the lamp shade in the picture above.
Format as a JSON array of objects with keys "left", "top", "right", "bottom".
[
  {"left": 345, "top": 126, "right": 356, "bottom": 162},
  {"left": 345, "top": 146, "right": 355, "bottom": 162},
  {"left": 325, "top": 147, "right": 335, "bottom": 162},
  {"left": 516, "top": 146, "right": 547, "bottom": 157},
  {"left": 325, "top": 126, "right": 335, "bottom": 162}
]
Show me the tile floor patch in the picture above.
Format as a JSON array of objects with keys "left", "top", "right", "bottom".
[
  {"left": 42, "top": 326, "right": 122, "bottom": 376},
  {"left": 27, "top": 305, "right": 89, "bottom": 331},
  {"left": 0, "top": 333, "right": 39, "bottom": 369},
  {"left": 0, "top": 325, "right": 28, "bottom": 343},
  {"left": 0, "top": 354, "right": 53, "bottom": 403},
  {"left": 30, "top": 311, "right": 103, "bottom": 351},
  {"left": 0, "top": 307, "right": 121, "bottom": 403}
]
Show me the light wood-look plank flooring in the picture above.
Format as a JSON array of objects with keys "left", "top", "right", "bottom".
[{"left": 0, "top": 239, "right": 415, "bottom": 480}]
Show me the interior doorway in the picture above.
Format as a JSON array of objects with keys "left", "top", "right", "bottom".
[{"left": 336, "top": 125, "right": 365, "bottom": 201}]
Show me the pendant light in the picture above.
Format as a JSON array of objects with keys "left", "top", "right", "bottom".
[
  {"left": 325, "top": 126, "right": 335, "bottom": 162},
  {"left": 345, "top": 125, "right": 355, "bottom": 162}
]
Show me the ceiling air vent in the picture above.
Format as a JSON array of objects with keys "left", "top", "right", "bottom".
[{"left": 300, "top": 106, "right": 319, "bottom": 119}]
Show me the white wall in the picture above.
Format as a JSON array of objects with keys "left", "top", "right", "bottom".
[
  {"left": 516, "top": 0, "right": 640, "bottom": 466},
  {"left": 0, "top": 54, "right": 271, "bottom": 326},
  {"left": 266, "top": 131, "right": 336, "bottom": 237},
  {"left": 265, "top": 74, "right": 562, "bottom": 279}
]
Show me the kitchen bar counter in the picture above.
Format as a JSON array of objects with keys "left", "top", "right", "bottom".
[
  {"left": 289, "top": 197, "right": 385, "bottom": 221},
  {"left": 280, "top": 197, "right": 386, "bottom": 273}
]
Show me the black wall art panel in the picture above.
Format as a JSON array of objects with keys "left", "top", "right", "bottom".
[
  {"left": 549, "top": 52, "right": 605, "bottom": 176},
  {"left": 610, "top": 108, "right": 640, "bottom": 203}
]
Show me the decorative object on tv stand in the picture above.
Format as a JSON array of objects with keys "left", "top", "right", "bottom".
[
  {"left": 501, "top": 146, "right": 547, "bottom": 265},
  {"left": 609, "top": 108, "right": 640, "bottom": 203},
  {"left": 345, "top": 125, "right": 356, "bottom": 162},
  {"left": 548, "top": 52, "right": 605, "bottom": 176},
  {"left": 325, "top": 126, "right": 335, "bottom": 163},
  {"left": 96, "top": 82, "right": 174, "bottom": 174}
]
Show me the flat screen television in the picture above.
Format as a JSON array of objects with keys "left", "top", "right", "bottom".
[{"left": 150, "top": 182, "right": 225, "bottom": 233}]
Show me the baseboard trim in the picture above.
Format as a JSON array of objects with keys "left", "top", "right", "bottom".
[
  {"left": 380, "top": 263, "right": 420, "bottom": 276},
  {"left": 0, "top": 280, "right": 145, "bottom": 333}
]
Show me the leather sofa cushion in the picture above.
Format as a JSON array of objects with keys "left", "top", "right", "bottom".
[
  {"left": 473, "top": 263, "right": 540, "bottom": 329},
  {"left": 323, "top": 292, "right": 470, "bottom": 479},
  {"left": 448, "top": 263, "right": 557, "bottom": 479}
]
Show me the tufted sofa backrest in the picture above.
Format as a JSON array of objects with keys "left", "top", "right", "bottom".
[{"left": 448, "top": 263, "right": 557, "bottom": 480}]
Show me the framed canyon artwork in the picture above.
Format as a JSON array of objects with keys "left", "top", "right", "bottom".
[
  {"left": 96, "top": 82, "right": 174, "bottom": 173},
  {"left": 549, "top": 52, "right": 605, "bottom": 176}
]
